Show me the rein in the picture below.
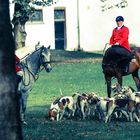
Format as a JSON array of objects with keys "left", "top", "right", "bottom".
[
  {"left": 21, "top": 59, "right": 39, "bottom": 87},
  {"left": 103, "top": 43, "right": 110, "bottom": 56}
]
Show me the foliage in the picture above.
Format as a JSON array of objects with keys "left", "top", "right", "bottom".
[
  {"left": 11, "top": 0, "right": 58, "bottom": 49},
  {"left": 100, "top": 0, "right": 128, "bottom": 11},
  {"left": 12, "top": 0, "right": 56, "bottom": 25},
  {"left": 32, "top": 0, "right": 57, "bottom": 6}
]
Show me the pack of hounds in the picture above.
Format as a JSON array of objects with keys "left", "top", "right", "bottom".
[{"left": 47, "top": 83, "right": 140, "bottom": 123}]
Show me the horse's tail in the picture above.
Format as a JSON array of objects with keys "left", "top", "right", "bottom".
[{"left": 133, "top": 49, "right": 140, "bottom": 66}]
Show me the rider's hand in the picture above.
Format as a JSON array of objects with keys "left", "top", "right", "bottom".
[
  {"left": 131, "top": 50, "right": 136, "bottom": 55},
  {"left": 114, "top": 42, "right": 119, "bottom": 45},
  {"left": 108, "top": 44, "right": 112, "bottom": 47}
]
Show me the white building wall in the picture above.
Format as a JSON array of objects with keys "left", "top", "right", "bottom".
[
  {"left": 25, "top": 6, "right": 55, "bottom": 49},
  {"left": 26, "top": 0, "right": 78, "bottom": 51},
  {"left": 79, "top": 0, "right": 140, "bottom": 51}
]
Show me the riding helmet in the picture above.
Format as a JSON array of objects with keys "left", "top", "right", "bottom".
[{"left": 115, "top": 16, "right": 124, "bottom": 22}]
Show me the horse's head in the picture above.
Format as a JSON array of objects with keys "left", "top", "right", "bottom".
[{"left": 40, "top": 45, "right": 52, "bottom": 72}]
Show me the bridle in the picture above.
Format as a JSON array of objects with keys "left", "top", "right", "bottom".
[
  {"left": 21, "top": 47, "right": 51, "bottom": 86},
  {"left": 39, "top": 47, "right": 51, "bottom": 68}
]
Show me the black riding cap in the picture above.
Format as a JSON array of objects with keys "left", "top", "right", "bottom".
[{"left": 116, "top": 16, "right": 124, "bottom": 22}]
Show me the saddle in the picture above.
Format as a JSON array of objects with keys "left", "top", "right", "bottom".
[{"left": 102, "top": 46, "right": 133, "bottom": 75}]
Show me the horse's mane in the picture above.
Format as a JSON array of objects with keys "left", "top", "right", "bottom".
[
  {"left": 20, "top": 47, "right": 43, "bottom": 61},
  {"left": 28, "top": 47, "right": 42, "bottom": 57}
]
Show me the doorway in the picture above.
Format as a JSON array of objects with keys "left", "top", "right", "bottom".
[{"left": 54, "top": 8, "right": 66, "bottom": 50}]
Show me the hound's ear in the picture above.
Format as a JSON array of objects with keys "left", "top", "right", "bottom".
[
  {"left": 66, "top": 98, "right": 70, "bottom": 104},
  {"left": 58, "top": 101, "right": 64, "bottom": 110},
  {"left": 48, "top": 45, "right": 51, "bottom": 49},
  {"left": 61, "top": 99, "right": 66, "bottom": 106}
]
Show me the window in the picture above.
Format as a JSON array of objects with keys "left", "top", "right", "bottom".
[
  {"left": 54, "top": 9, "right": 65, "bottom": 21},
  {"left": 29, "top": 9, "right": 43, "bottom": 22}
]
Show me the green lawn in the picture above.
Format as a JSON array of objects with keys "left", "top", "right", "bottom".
[{"left": 23, "top": 51, "right": 140, "bottom": 140}]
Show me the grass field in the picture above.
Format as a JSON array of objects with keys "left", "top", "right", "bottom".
[{"left": 23, "top": 50, "right": 140, "bottom": 140}]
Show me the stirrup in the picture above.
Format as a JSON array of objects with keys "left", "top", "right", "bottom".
[{"left": 22, "top": 120, "right": 27, "bottom": 125}]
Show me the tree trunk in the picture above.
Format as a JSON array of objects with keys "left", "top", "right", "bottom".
[
  {"left": 12, "top": 2, "right": 27, "bottom": 50},
  {"left": 13, "top": 23, "right": 27, "bottom": 49},
  {"left": 0, "top": 0, "right": 22, "bottom": 139}
]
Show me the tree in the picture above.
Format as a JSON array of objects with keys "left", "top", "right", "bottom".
[
  {"left": 0, "top": 0, "right": 22, "bottom": 139},
  {"left": 100, "top": 0, "right": 128, "bottom": 11},
  {"left": 12, "top": 0, "right": 57, "bottom": 49}
]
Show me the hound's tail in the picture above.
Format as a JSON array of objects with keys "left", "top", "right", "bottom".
[
  {"left": 128, "top": 86, "right": 135, "bottom": 92},
  {"left": 60, "top": 89, "right": 63, "bottom": 96},
  {"left": 72, "top": 92, "right": 81, "bottom": 97}
]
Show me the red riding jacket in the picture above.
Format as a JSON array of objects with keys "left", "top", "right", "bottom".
[
  {"left": 15, "top": 55, "right": 21, "bottom": 73},
  {"left": 109, "top": 25, "right": 131, "bottom": 52}
]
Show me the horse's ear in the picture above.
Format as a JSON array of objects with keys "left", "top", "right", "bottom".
[
  {"left": 35, "top": 41, "right": 41, "bottom": 50},
  {"left": 37, "top": 41, "right": 40, "bottom": 45},
  {"left": 47, "top": 45, "right": 51, "bottom": 49},
  {"left": 42, "top": 45, "right": 45, "bottom": 49}
]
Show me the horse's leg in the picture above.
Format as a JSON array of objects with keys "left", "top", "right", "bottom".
[
  {"left": 20, "top": 90, "right": 29, "bottom": 125},
  {"left": 132, "top": 69, "right": 140, "bottom": 91},
  {"left": 18, "top": 93, "right": 24, "bottom": 122},
  {"left": 105, "top": 75, "right": 111, "bottom": 98},
  {"left": 116, "top": 72, "right": 122, "bottom": 88}
]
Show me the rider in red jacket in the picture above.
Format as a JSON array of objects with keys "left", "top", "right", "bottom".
[
  {"left": 108, "top": 16, "right": 133, "bottom": 73},
  {"left": 16, "top": 55, "right": 21, "bottom": 73},
  {"left": 109, "top": 21, "right": 131, "bottom": 52},
  {"left": 15, "top": 55, "right": 23, "bottom": 91}
]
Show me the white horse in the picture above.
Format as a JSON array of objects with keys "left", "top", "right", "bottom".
[{"left": 18, "top": 45, "right": 52, "bottom": 124}]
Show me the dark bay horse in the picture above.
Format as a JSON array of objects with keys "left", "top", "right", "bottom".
[
  {"left": 18, "top": 45, "right": 52, "bottom": 124},
  {"left": 102, "top": 45, "right": 140, "bottom": 98}
]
